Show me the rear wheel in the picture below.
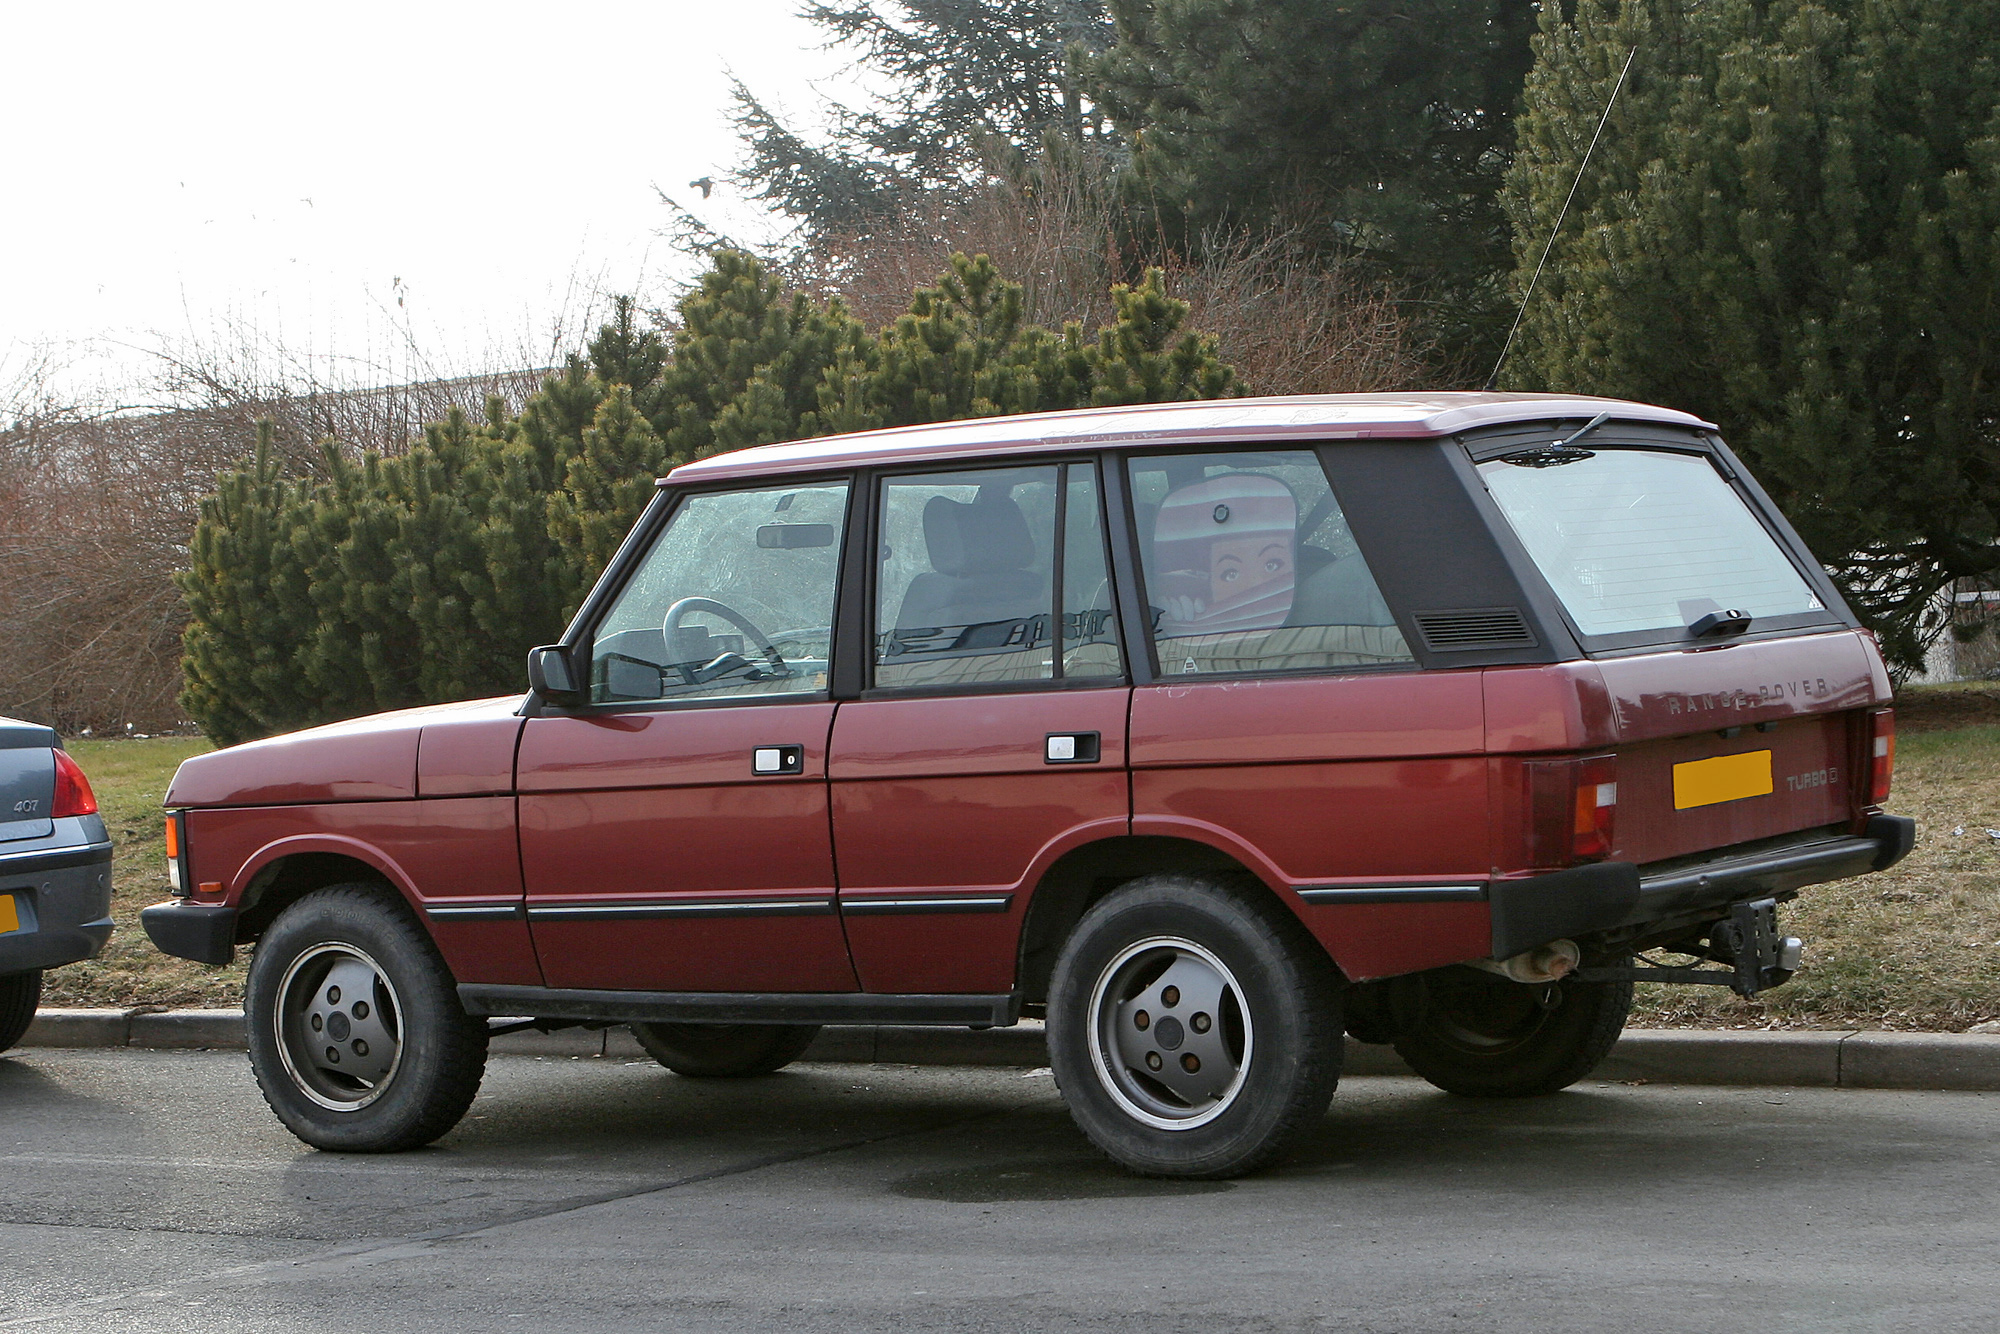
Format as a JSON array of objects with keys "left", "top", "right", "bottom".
[
  {"left": 1392, "top": 965, "right": 1632, "bottom": 1097},
  {"left": 246, "top": 885, "right": 487, "bottom": 1151},
  {"left": 0, "top": 969, "right": 43, "bottom": 1054},
  {"left": 629, "top": 1022, "right": 821, "bottom": 1077},
  {"left": 1047, "top": 875, "right": 1344, "bottom": 1179}
]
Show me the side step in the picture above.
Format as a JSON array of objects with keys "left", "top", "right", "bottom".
[{"left": 456, "top": 985, "right": 1018, "bottom": 1028}]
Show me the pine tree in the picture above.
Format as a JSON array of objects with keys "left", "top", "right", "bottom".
[
  {"left": 291, "top": 443, "right": 416, "bottom": 722},
  {"left": 732, "top": 1, "right": 1116, "bottom": 235},
  {"left": 177, "top": 424, "right": 314, "bottom": 747},
  {"left": 860, "top": 253, "right": 1053, "bottom": 426},
  {"left": 1086, "top": 267, "right": 1236, "bottom": 404},
  {"left": 1502, "top": 0, "right": 2000, "bottom": 672},
  {"left": 657, "top": 251, "right": 871, "bottom": 457},
  {"left": 547, "top": 387, "right": 671, "bottom": 615},
  {"left": 1089, "top": 0, "right": 1539, "bottom": 360},
  {"left": 587, "top": 296, "right": 670, "bottom": 425}
]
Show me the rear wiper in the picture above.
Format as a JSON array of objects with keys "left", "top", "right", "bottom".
[
  {"left": 1553, "top": 410, "right": 1614, "bottom": 451},
  {"left": 1497, "top": 410, "right": 1616, "bottom": 468},
  {"left": 1689, "top": 608, "right": 1752, "bottom": 637}
]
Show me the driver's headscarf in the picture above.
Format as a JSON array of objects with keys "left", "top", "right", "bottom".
[{"left": 1152, "top": 474, "right": 1297, "bottom": 635}]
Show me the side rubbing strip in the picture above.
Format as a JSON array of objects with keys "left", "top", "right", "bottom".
[
  {"left": 527, "top": 897, "right": 836, "bottom": 921},
  {"left": 1297, "top": 884, "right": 1488, "bottom": 905},
  {"left": 839, "top": 893, "right": 1014, "bottom": 916},
  {"left": 425, "top": 903, "right": 525, "bottom": 923}
]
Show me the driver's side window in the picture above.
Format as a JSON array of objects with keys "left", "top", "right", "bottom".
[{"left": 589, "top": 480, "right": 849, "bottom": 704}]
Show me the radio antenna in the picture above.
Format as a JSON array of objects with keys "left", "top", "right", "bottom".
[{"left": 1484, "top": 44, "right": 1638, "bottom": 393}]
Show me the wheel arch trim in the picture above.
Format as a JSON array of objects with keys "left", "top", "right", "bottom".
[
  {"left": 230, "top": 835, "right": 424, "bottom": 937},
  {"left": 1013, "top": 823, "right": 1335, "bottom": 1004}
]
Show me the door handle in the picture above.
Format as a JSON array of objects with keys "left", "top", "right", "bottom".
[
  {"left": 1045, "top": 732, "right": 1102, "bottom": 764},
  {"left": 751, "top": 745, "right": 806, "bottom": 775}
]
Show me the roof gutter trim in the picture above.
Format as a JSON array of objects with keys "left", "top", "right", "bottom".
[{"left": 656, "top": 396, "right": 1718, "bottom": 487}]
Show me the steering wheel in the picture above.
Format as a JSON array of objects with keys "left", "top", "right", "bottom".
[{"left": 661, "top": 597, "right": 791, "bottom": 684}]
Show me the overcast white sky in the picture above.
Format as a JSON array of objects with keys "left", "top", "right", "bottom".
[{"left": 0, "top": 1, "right": 868, "bottom": 406}]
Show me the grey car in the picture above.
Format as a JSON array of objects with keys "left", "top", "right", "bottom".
[{"left": 1, "top": 717, "right": 114, "bottom": 1052}]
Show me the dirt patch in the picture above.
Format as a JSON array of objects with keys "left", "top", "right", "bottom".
[{"left": 1895, "top": 684, "right": 2000, "bottom": 733}]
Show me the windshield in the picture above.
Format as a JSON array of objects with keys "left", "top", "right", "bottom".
[{"left": 1478, "top": 448, "right": 1825, "bottom": 638}]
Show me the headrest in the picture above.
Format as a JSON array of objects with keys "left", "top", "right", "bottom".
[{"left": 923, "top": 490, "right": 1035, "bottom": 576}]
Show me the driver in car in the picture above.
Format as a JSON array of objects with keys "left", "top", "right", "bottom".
[{"left": 1153, "top": 474, "right": 1299, "bottom": 637}]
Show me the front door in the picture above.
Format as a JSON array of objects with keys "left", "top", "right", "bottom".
[
  {"left": 519, "top": 478, "right": 859, "bottom": 994},
  {"left": 830, "top": 461, "right": 1130, "bottom": 995}
]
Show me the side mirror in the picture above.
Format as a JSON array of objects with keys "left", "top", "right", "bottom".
[{"left": 527, "top": 645, "right": 586, "bottom": 707}]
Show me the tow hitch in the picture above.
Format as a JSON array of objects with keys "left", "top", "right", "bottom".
[{"left": 1575, "top": 897, "right": 1803, "bottom": 998}]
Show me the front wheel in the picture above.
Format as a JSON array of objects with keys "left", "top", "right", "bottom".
[
  {"left": 630, "top": 1022, "right": 820, "bottom": 1077},
  {"left": 245, "top": 885, "right": 488, "bottom": 1151},
  {"left": 0, "top": 969, "right": 43, "bottom": 1054},
  {"left": 1047, "top": 875, "right": 1344, "bottom": 1179},
  {"left": 1391, "top": 965, "right": 1632, "bottom": 1097}
]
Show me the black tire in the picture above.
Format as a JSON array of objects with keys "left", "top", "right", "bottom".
[
  {"left": 1391, "top": 964, "right": 1632, "bottom": 1097},
  {"left": 0, "top": 969, "right": 43, "bottom": 1055},
  {"left": 1047, "top": 874, "right": 1345, "bottom": 1179},
  {"left": 630, "top": 1022, "right": 821, "bottom": 1077},
  {"left": 245, "top": 884, "right": 488, "bottom": 1152}
]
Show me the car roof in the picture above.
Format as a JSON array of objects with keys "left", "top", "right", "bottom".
[{"left": 661, "top": 391, "right": 1716, "bottom": 486}]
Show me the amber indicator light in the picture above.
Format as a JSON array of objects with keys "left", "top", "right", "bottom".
[{"left": 1526, "top": 755, "right": 1618, "bottom": 866}]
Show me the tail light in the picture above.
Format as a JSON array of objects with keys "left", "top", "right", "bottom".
[
  {"left": 51, "top": 749, "right": 98, "bottom": 818},
  {"left": 1868, "top": 709, "right": 1895, "bottom": 806},
  {"left": 1526, "top": 754, "right": 1618, "bottom": 867}
]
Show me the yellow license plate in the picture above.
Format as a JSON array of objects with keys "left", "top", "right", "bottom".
[
  {"left": 1674, "top": 750, "right": 1774, "bottom": 810},
  {"left": 0, "top": 894, "right": 18, "bottom": 934}
]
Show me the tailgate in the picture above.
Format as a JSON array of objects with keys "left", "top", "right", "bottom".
[
  {"left": 1594, "top": 631, "right": 1885, "bottom": 865},
  {"left": 1614, "top": 714, "right": 1856, "bottom": 863}
]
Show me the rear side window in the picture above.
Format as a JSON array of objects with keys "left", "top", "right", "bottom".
[
  {"left": 1477, "top": 449, "right": 1825, "bottom": 638},
  {"left": 874, "top": 462, "right": 1122, "bottom": 688},
  {"left": 1127, "top": 450, "right": 1412, "bottom": 677}
]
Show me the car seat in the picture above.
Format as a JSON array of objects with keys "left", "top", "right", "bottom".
[{"left": 895, "top": 488, "right": 1045, "bottom": 634}]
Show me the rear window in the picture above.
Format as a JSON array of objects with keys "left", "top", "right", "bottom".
[{"left": 1477, "top": 448, "right": 1825, "bottom": 638}]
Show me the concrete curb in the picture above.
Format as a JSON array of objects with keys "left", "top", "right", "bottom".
[{"left": 20, "top": 1008, "right": 2000, "bottom": 1091}]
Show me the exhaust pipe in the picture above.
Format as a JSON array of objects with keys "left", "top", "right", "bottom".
[{"left": 1471, "top": 938, "right": 1581, "bottom": 985}]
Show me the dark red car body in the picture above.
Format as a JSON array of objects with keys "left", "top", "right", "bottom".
[{"left": 142, "top": 393, "right": 1911, "bottom": 1168}]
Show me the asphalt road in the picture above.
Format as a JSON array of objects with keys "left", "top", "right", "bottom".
[{"left": 3, "top": 1048, "right": 1998, "bottom": 1333}]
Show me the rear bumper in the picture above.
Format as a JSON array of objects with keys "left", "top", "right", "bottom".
[
  {"left": 1489, "top": 815, "right": 1916, "bottom": 959},
  {"left": 140, "top": 900, "right": 238, "bottom": 966},
  {"left": 0, "top": 838, "right": 115, "bottom": 974}
]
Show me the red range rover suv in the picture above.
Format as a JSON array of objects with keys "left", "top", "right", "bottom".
[{"left": 143, "top": 393, "right": 1912, "bottom": 1176}]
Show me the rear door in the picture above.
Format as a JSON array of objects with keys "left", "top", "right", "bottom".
[
  {"left": 518, "top": 478, "right": 859, "bottom": 994},
  {"left": 1120, "top": 447, "right": 1494, "bottom": 982},
  {"left": 829, "top": 461, "right": 1130, "bottom": 995}
]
